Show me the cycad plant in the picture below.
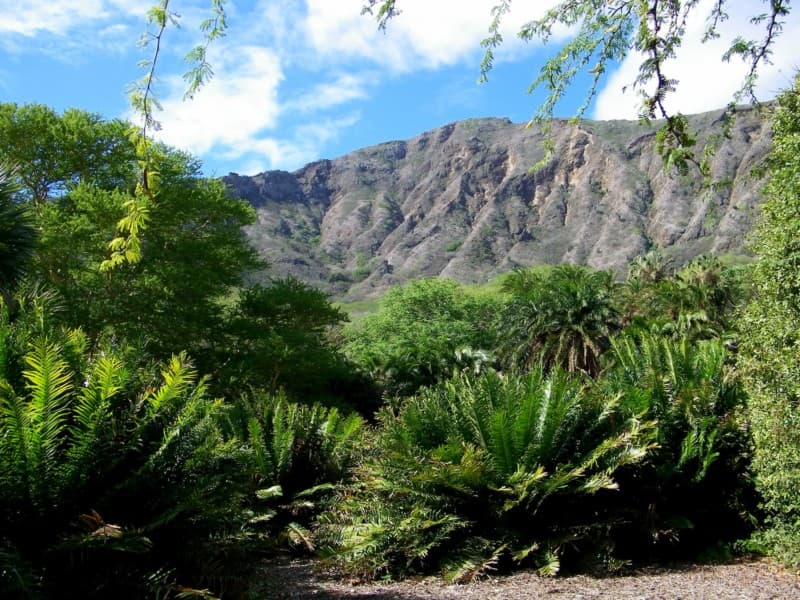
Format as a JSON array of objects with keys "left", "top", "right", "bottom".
[
  {"left": 619, "top": 255, "right": 745, "bottom": 343},
  {"left": 324, "top": 368, "right": 654, "bottom": 581},
  {"left": 601, "top": 329, "right": 754, "bottom": 559},
  {"left": 0, "top": 322, "right": 250, "bottom": 597},
  {"left": 228, "top": 391, "right": 364, "bottom": 553}
]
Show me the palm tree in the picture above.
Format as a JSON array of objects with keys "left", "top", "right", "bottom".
[
  {"left": 499, "top": 264, "right": 620, "bottom": 376},
  {"left": 0, "top": 165, "right": 36, "bottom": 306},
  {"left": 627, "top": 249, "right": 673, "bottom": 283}
]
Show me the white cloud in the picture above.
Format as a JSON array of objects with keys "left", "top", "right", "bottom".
[
  {"left": 285, "top": 73, "right": 369, "bottom": 113},
  {"left": 151, "top": 36, "right": 362, "bottom": 174},
  {"left": 303, "top": 0, "right": 561, "bottom": 72},
  {"left": 229, "top": 113, "right": 362, "bottom": 175},
  {"left": 0, "top": 0, "right": 149, "bottom": 36},
  {"left": 153, "top": 45, "right": 283, "bottom": 154},
  {"left": 593, "top": 1, "right": 800, "bottom": 119}
]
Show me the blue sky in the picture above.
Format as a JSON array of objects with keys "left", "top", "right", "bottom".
[{"left": 2, "top": 1, "right": 799, "bottom": 176}]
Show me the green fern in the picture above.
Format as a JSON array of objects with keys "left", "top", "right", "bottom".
[
  {"left": 228, "top": 390, "right": 365, "bottom": 555},
  {"left": 601, "top": 328, "right": 753, "bottom": 558}
]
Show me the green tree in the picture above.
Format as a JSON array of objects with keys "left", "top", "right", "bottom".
[
  {"left": 32, "top": 145, "right": 262, "bottom": 362},
  {"left": 739, "top": 76, "right": 800, "bottom": 567},
  {"left": 499, "top": 264, "right": 619, "bottom": 376},
  {"left": 344, "top": 278, "right": 501, "bottom": 396},
  {"left": 0, "top": 103, "right": 136, "bottom": 207},
  {"left": 0, "top": 166, "right": 36, "bottom": 305},
  {"left": 221, "top": 278, "right": 352, "bottom": 400}
]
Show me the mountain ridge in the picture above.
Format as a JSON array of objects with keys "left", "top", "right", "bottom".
[{"left": 225, "top": 108, "right": 770, "bottom": 300}]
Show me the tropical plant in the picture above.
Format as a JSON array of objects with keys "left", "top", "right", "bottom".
[
  {"left": 0, "top": 320, "right": 251, "bottom": 597},
  {"left": 739, "top": 76, "right": 800, "bottom": 567},
  {"left": 227, "top": 390, "right": 364, "bottom": 554},
  {"left": 498, "top": 265, "right": 620, "bottom": 376},
  {"left": 619, "top": 254, "right": 747, "bottom": 343},
  {"left": 601, "top": 329, "right": 754, "bottom": 558},
  {"left": 0, "top": 165, "right": 36, "bottom": 306},
  {"left": 627, "top": 250, "right": 673, "bottom": 284},
  {"left": 324, "top": 368, "right": 654, "bottom": 581}
]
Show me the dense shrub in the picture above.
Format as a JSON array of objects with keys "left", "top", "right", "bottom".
[
  {"left": 602, "top": 330, "right": 755, "bottom": 559},
  {"left": 739, "top": 77, "right": 800, "bottom": 567},
  {"left": 226, "top": 390, "right": 365, "bottom": 553},
  {"left": 323, "top": 369, "right": 653, "bottom": 581},
  {"left": 0, "top": 315, "right": 251, "bottom": 597},
  {"left": 344, "top": 278, "right": 500, "bottom": 396}
]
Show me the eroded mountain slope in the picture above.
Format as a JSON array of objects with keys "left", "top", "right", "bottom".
[{"left": 226, "top": 107, "right": 769, "bottom": 300}]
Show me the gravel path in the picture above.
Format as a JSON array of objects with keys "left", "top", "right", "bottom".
[{"left": 255, "top": 558, "right": 800, "bottom": 599}]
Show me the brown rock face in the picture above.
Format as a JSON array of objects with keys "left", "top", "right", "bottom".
[{"left": 225, "top": 107, "right": 770, "bottom": 300}]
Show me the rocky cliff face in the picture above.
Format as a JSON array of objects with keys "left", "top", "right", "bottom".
[{"left": 225, "top": 107, "right": 770, "bottom": 300}]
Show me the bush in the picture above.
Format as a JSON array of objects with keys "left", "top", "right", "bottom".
[
  {"left": 0, "top": 318, "right": 251, "bottom": 597},
  {"left": 323, "top": 369, "right": 653, "bottom": 581},
  {"left": 602, "top": 330, "right": 756, "bottom": 559},
  {"left": 344, "top": 278, "right": 500, "bottom": 396},
  {"left": 226, "top": 390, "right": 365, "bottom": 554},
  {"left": 739, "top": 77, "right": 800, "bottom": 568}
]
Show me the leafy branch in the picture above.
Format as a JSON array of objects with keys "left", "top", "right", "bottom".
[
  {"left": 362, "top": 0, "right": 792, "bottom": 174},
  {"left": 102, "top": 0, "right": 228, "bottom": 272}
]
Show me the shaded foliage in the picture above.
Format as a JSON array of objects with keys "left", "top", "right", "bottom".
[
  {"left": 0, "top": 165, "right": 36, "bottom": 305},
  {"left": 602, "top": 330, "right": 755, "bottom": 559},
  {"left": 0, "top": 307, "right": 252, "bottom": 597},
  {"left": 226, "top": 390, "right": 365, "bottom": 554},
  {"left": 221, "top": 278, "right": 358, "bottom": 404}
]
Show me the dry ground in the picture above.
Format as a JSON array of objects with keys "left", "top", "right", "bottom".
[{"left": 255, "top": 558, "right": 800, "bottom": 599}]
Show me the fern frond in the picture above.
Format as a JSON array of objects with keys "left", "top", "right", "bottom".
[
  {"left": 144, "top": 352, "right": 197, "bottom": 415},
  {"left": 66, "top": 355, "right": 128, "bottom": 483},
  {"left": 443, "top": 541, "right": 506, "bottom": 583},
  {"left": 283, "top": 521, "right": 315, "bottom": 552}
]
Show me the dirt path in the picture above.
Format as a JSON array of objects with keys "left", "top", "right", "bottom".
[{"left": 255, "top": 558, "right": 800, "bottom": 599}]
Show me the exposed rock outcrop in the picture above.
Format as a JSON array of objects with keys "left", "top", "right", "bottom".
[{"left": 225, "top": 107, "right": 770, "bottom": 300}]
